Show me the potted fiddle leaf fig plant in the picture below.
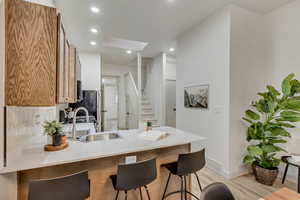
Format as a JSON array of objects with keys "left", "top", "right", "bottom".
[
  {"left": 43, "top": 120, "right": 63, "bottom": 146},
  {"left": 242, "top": 73, "right": 300, "bottom": 186}
]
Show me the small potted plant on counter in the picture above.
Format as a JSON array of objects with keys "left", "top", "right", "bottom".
[
  {"left": 43, "top": 120, "right": 64, "bottom": 146},
  {"left": 242, "top": 73, "right": 300, "bottom": 185},
  {"left": 146, "top": 121, "right": 152, "bottom": 131}
]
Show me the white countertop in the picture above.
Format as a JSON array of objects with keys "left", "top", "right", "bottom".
[{"left": 0, "top": 127, "right": 205, "bottom": 174}]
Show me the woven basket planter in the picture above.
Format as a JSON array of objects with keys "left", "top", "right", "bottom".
[{"left": 252, "top": 163, "right": 278, "bottom": 186}]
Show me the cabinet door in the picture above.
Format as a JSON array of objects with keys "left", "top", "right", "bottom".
[
  {"left": 75, "top": 51, "right": 81, "bottom": 101},
  {"left": 68, "top": 45, "right": 76, "bottom": 103},
  {"left": 76, "top": 49, "right": 81, "bottom": 81},
  {"left": 57, "top": 14, "right": 66, "bottom": 104},
  {"left": 64, "top": 39, "right": 70, "bottom": 102},
  {"left": 75, "top": 49, "right": 81, "bottom": 101},
  {"left": 5, "top": 0, "right": 57, "bottom": 106}
]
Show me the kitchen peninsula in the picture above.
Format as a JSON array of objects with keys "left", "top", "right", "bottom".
[{"left": 0, "top": 127, "right": 205, "bottom": 200}]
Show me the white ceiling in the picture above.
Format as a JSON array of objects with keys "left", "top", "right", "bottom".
[
  {"left": 235, "top": 0, "right": 294, "bottom": 13},
  {"left": 54, "top": 0, "right": 294, "bottom": 65},
  {"left": 101, "top": 46, "right": 137, "bottom": 66}
]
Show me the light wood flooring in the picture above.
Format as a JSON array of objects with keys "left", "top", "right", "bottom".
[{"left": 191, "top": 168, "right": 297, "bottom": 200}]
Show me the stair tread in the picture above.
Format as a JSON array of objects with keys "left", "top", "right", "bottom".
[
  {"left": 141, "top": 105, "right": 152, "bottom": 107},
  {"left": 142, "top": 107, "right": 152, "bottom": 110},
  {"left": 141, "top": 119, "right": 157, "bottom": 121}
]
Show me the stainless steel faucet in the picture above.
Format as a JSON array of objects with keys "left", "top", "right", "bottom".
[{"left": 72, "top": 107, "right": 89, "bottom": 140}]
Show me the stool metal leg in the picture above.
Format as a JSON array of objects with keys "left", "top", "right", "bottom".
[
  {"left": 144, "top": 185, "right": 151, "bottom": 200},
  {"left": 180, "top": 176, "right": 184, "bottom": 200},
  {"left": 115, "top": 190, "right": 120, "bottom": 200},
  {"left": 184, "top": 176, "right": 188, "bottom": 200},
  {"left": 194, "top": 173, "right": 202, "bottom": 192},
  {"left": 298, "top": 167, "right": 300, "bottom": 193},
  {"left": 139, "top": 187, "right": 143, "bottom": 200},
  {"left": 162, "top": 174, "right": 201, "bottom": 200},
  {"left": 162, "top": 172, "right": 171, "bottom": 200},
  {"left": 124, "top": 190, "right": 128, "bottom": 200},
  {"left": 282, "top": 164, "right": 289, "bottom": 184}
]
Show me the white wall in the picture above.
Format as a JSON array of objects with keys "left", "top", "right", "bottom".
[
  {"left": 177, "top": 7, "right": 231, "bottom": 176},
  {"left": 176, "top": 1, "right": 300, "bottom": 180},
  {"left": 228, "top": 1, "right": 300, "bottom": 181},
  {"left": 79, "top": 52, "right": 101, "bottom": 126},
  {"left": 141, "top": 58, "right": 149, "bottom": 92},
  {"left": 228, "top": 5, "right": 270, "bottom": 177},
  {"left": 165, "top": 55, "right": 177, "bottom": 80},
  {"left": 263, "top": 0, "right": 300, "bottom": 182},
  {"left": 176, "top": 2, "right": 300, "bottom": 180},
  {"left": 79, "top": 52, "right": 101, "bottom": 91},
  {"left": 102, "top": 63, "right": 137, "bottom": 129},
  {"left": 145, "top": 54, "right": 165, "bottom": 125}
]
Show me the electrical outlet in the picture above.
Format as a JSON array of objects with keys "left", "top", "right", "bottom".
[{"left": 125, "top": 156, "right": 137, "bottom": 164}]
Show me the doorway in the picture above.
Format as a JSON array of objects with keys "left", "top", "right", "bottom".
[
  {"left": 102, "top": 76, "right": 120, "bottom": 131},
  {"left": 165, "top": 79, "right": 176, "bottom": 127}
]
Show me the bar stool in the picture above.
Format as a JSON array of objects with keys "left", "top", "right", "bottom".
[
  {"left": 281, "top": 156, "right": 300, "bottom": 193},
  {"left": 110, "top": 158, "right": 157, "bottom": 200},
  {"left": 28, "top": 171, "right": 90, "bottom": 200},
  {"left": 200, "top": 183, "right": 235, "bottom": 200},
  {"left": 161, "top": 149, "right": 205, "bottom": 200}
]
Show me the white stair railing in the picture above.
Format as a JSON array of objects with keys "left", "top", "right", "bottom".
[{"left": 124, "top": 72, "right": 140, "bottom": 129}]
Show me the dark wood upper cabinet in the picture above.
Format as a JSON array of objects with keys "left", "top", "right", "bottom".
[{"left": 5, "top": 0, "right": 57, "bottom": 106}]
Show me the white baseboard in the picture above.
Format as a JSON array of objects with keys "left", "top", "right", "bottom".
[
  {"left": 226, "top": 166, "right": 248, "bottom": 179},
  {"left": 206, "top": 157, "right": 230, "bottom": 179},
  {"left": 206, "top": 156, "right": 297, "bottom": 185},
  {"left": 206, "top": 157, "right": 249, "bottom": 179}
]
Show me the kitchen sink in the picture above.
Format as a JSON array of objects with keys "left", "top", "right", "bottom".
[
  {"left": 78, "top": 133, "right": 121, "bottom": 143},
  {"left": 64, "top": 130, "right": 91, "bottom": 138}
]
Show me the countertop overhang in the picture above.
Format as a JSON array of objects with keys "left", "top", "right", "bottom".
[{"left": 0, "top": 127, "right": 205, "bottom": 174}]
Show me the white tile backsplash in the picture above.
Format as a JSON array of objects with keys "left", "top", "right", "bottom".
[{"left": 6, "top": 106, "right": 56, "bottom": 165}]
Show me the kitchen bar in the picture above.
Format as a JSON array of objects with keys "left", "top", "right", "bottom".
[{"left": 0, "top": 127, "right": 205, "bottom": 200}]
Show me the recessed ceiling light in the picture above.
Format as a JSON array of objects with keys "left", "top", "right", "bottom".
[
  {"left": 90, "top": 28, "right": 98, "bottom": 34},
  {"left": 90, "top": 7, "right": 100, "bottom": 13},
  {"left": 90, "top": 41, "right": 97, "bottom": 46},
  {"left": 169, "top": 48, "right": 175, "bottom": 52},
  {"left": 126, "top": 50, "right": 132, "bottom": 54}
]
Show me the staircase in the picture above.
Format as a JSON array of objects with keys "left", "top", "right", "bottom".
[{"left": 140, "top": 95, "right": 158, "bottom": 126}]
